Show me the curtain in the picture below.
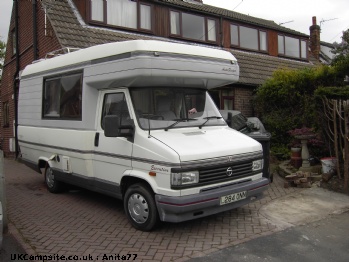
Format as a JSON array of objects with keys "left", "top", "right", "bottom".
[
  {"left": 259, "top": 31, "right": 267, "bottom": 51},
  {"left": 230, "top": 25, "right": 239, "bottom": 46},
  {"left": 107, "top": 0, "right": 137, "bottom": 29},
  {"left": 60, "top": 74, "right": 81, "bottom": 92},
  {"left": 207, "top": 19, "right": 216, "bottom": 41},
  {"left": 170, "top": 11, "right": 179, "bottom": 35},
  {"left": 91, "top": 0, "right": 103, "bottom": 21},
  {"left": 140, "top": 4, "right": 151, "bottom": 30}
]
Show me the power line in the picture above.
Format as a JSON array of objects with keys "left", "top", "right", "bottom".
[
  {"left": 329, "top": 23, "right": 349, "bottom": 42},
  {"left": 233, "top": 0, "right": 244, "bottom": 11}
]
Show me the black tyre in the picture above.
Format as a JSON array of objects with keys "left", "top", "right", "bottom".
[
  {"left": 44, "top": 166, "right": 65, "bottom": 193},
  {"left": 124, "top": 183, "right": 159, "bottom": 231}
]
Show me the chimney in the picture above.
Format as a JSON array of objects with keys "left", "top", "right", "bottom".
[{"left": 309, "top": 16, "right": 321, "bottom": 60}]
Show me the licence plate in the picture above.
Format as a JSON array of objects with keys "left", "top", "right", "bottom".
[{"left": 220, "top": 191, "right": 247, "bottom": 205}]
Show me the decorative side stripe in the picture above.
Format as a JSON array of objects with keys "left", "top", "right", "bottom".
[
  {"left": 18, "top": 139, "right": 180, "bottom": 167},
  {"left": 19, "top": 140, "right": 262, "bottom": 170}
]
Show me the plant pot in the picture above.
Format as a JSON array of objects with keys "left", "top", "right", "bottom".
[
  {"left": 290, "top": 147, "right": 302, "bottom": 168},
  {"left": 291, "top": 147, "right": 301, "bottom": 157}
]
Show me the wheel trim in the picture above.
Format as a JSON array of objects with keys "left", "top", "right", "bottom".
[
  {"left": 128, "top": 193, "right": 149, "bottom": 224},
  {"left": 46, "top": 168, "right": 55, "bottom": 188}
]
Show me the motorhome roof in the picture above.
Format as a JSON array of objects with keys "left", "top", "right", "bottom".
[{"left": 21, "top": 40, "right": 237, "bottom": 78}]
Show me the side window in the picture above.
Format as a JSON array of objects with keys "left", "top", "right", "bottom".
[
  {"left": 101, "top": 93, "right": 131, "bottom": 129},
  {"left": 43, "top": 72, "right": 83, "bottom": 119}
]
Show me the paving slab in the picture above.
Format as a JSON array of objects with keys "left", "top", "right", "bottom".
[
  {"left": 4, "top": 159, "right": 349, "bottom": 261},
  {"left": 259, "top": 185, "right": 349, "bottom": 229}
]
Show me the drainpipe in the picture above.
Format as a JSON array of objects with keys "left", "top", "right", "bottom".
[
  {"left": 14, "top": 0, "right": 20, "bottom": 159},
  {"left": 220, "top": 16, "right": 224, "bottom": 48},
  {"left": 32, "top": 0, "right": 38, "bottom": 60}
]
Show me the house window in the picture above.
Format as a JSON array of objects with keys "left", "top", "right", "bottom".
[
  {"left": 221, "top": 90, "right": 234, "bottom": 110},
  {"left": 230, "top": 24, "right": 267, "bottom": 52},
  {"left": 43, "top": 72, "right": 83, "bottom": 120},
  {"left": 91, "top": 0, "right": 103, "bottom": 21},
  {"left": 170, "top": 11, "right": 217, "bottom": 43},
  {"left": 12, "top": 30, "right": 16, "bottom": 55},
  {"left": 278, "top": 35, "right": 308, "bottom": 59},
  {"left": 207, "top": 19, "right": 217, "bottom": 42},
  {"left": 2, "top": 101, "right": 10, "bottom": 127},
  {"left": 222, "top": 96, "right": 234, "bottom": 110},
  {"left": 300, "top": 40, "right": 307, "bottom": 59},
  {"left": 90, "top": 0, "right": 152, "bottom": 31}
]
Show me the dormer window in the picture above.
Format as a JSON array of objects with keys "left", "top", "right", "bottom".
[
  {"left": 90, "top": 0, "right": 152, "bottom": 32},
  {"left": 170, "top": 10, "right": 217, "bottom": 43},
  {"left": 278, "top": 35, "right": 307, "bottom": 59},
  {"left": 230, "top": 24, "right": 267, "bottom": 52}
]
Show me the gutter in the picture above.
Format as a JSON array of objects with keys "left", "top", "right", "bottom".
[{"left": 14, "top": 0, "right": 19, "bottom": 158}]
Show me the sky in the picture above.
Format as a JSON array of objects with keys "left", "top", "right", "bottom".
[
  {"left": 1, "top": 0, "right": 348, "bottom": 44},
  {"left": 203, "top": 0, "right": 349, "bottom": 43}
]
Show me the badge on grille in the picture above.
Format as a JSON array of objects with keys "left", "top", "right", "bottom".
[{"left": 226, "top": 167, "right": 233, "bottom": 177}]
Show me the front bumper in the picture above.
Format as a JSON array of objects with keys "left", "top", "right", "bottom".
[{"left": 155, "top": 177, "right": 269, "bottom": 223}]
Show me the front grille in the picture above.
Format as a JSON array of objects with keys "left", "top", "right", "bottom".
[{"left": 199, "top": 161, "right": 253, "bottom": 186}]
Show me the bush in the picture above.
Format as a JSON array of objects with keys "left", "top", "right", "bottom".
[{"left": 254, "top": 65, "right": 344, "bottom": 158}]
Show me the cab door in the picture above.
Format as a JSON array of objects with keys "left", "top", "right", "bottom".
[{"left": 93, "top": 90, "right": 134, "bottom": 198}]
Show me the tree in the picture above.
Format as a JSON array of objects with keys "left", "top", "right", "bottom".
[
  {"left": 331, "top": 29, "right": 349, "bottom": 79},
  {"left": 0, "top": 37, "right": 6, "bottom": 80}
]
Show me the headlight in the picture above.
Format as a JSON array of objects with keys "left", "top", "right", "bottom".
[
  {"left": 171, "top": 171, "right": 199, "bottom": 185},
  {"left": 252, "top": 159, "right": 264, "bottom": 171}
]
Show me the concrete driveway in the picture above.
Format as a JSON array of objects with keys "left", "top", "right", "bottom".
[{"left": 3, "top": 159, "right": 349, "bottom": 261}]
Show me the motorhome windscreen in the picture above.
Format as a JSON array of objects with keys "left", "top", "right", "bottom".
[{"left": 130, "top": 87, "right": 225, "bottom": 130}]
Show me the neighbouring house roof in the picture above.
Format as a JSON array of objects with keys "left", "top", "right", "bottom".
[{"left": 43, "top": 0, "right": 319, "bottom": 87}]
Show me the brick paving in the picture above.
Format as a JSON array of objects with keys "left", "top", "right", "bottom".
[{"left": 4, "top": 159, "right": 300, "bottom": 261}]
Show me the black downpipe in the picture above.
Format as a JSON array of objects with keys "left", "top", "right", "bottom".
[
  {"left": 14, "top": 0, "right": 20, "bottom": 158},
  {"left": 33, "top": 0, "right": 38, "bottom": 60},
  {"left": 220, "top": 16, "right": 224, "bottom": 48}
]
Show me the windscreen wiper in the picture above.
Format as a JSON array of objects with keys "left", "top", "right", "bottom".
[
  {"left": 165, "top": 118, "right": 197, "bottom": 131},
  {"left": 199, "top": 116, "right": 222, "bottom": 129}
]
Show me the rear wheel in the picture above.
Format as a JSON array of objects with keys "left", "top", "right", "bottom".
[
  {"left": 44, "top": 166, "right": 65, "bottom": 193},
  {"left": 124, "top": 183, "right": 159, "bottom": 231}
]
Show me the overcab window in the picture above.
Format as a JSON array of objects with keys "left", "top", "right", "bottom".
[{"left": 43, "top": 72, "right": 83, "bottom": 120}]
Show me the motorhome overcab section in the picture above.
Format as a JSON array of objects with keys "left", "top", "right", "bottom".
[{"left": 18, "top": 40, "right": 269, "bottom": 231}]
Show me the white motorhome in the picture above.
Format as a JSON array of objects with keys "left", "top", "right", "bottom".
[{"left": 18, "top": 40, "right": 269, "bottom": 231}]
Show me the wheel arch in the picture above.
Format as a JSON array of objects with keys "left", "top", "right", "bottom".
[
  {"left": 38, "top": 157, "right": 49, "bottom": 170},
  {"left": 120, "top": 175, "right": 155, "bottom": 198}
]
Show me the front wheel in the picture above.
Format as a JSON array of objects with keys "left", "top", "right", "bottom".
[
  {"left": 124, "top": 183, "right": 159, "bottom": 231},
  {"left": 44, "top": 166, "right": 65, "bottom": 193}
]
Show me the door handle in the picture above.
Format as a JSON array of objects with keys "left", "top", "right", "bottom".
[{"left": 94, "top": 132, "right": 100, "bottom": 147}]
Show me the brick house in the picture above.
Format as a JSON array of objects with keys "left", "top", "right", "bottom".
[{"left": 0, "top": 0, "right": 322, "bottom": 157}]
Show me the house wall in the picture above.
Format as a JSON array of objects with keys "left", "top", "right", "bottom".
[
  {"left": 234, "top": 87, "right": 254, "bottom": 117},
  {"left": 154, "top": 4, "right": 170, "bottom": 37},
  {"left": 0, "top": 1, "right": 61, "bottom": 157}
]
